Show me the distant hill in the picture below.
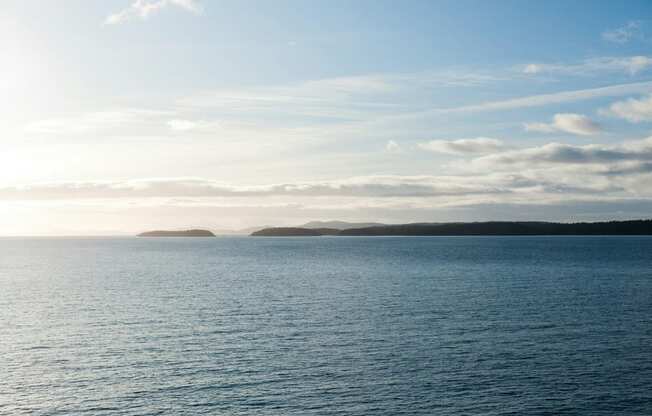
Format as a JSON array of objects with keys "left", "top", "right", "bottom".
[
  {"left": 138, "top": 229, "right": 215, "bottom": 237},
  {"left": 339, "top": 220, "right": 652, "bottom": 236},
  {"left": 251, "top": 227, "right": 339, "bottom": 237},
  {"left": 300, "top": 221, "right": 386, "bottom": 230},
  {"left": 212, "top": 226, "right": 270, "bottom": 235},
  {"left": 251, "top": 220, "right": 652, "bottom": 236}
]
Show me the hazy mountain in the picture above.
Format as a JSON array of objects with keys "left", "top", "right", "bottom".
[
  {"left": 212, "top": 226, "right": 270, "bottom": 235},
  {"left": 300, "top": 221, "right": 386, "bottom": 230},
  {"left": 252, "top": 227, "right": 339, "bottom": 237}
]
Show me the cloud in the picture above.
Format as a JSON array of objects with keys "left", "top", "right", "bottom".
[
  {"left": 182, "top": 70, "right": 651, "bottom": 119},
  {"left": 167, "top": 119, "right": 198, "bottom": 131},
  {"left": 178, "top": 75, "right": 402, "bottom": 122},
  {"left": 24, "top": 109, "right": 171, "bottom": 135},
  {"left": 623, "top": 56, "right": 652, "bottom": 75},
  {"left": 520, "top": 56, "right": 652, "bottom": 76},
  {"left": 5, "top": 136, "right": 652, "bottom": 229},
  {"left": 177, "top": 70, "right": 509, "bottom": 122},
  {"left": 602, "top": 21, "right": 642, "bottom": 43},
  {"left": 385, "top": 140, "right": 401, "bottom": 152},
  {"left": 522, "top": 122, "right": 556, "bottom": 133},
  {"left": 418, "top": 138, "right": 505, "bottom": 155},
  {"left": 104, "top": 0, "right": 203, "bottom": 25},
  {"left": 451, "top": 137, "right": 652, "bottom": 206},
  {"left": 523, "top": 64, "right": 544, "bottom": 74},
  {"left": 524, "top": 113, "right": 602, "bottom": 136},
  {"left": 600, "top": 95, "right": 652, "bottom": 123},
  {"left": 229, "top": 79, "right": 652, "bottom": 137},
  {"left": 415, "top": 81, "right": 652, "bottom": 116},
  {"left": 0, "top": 176, "right": 511, "bottom": 200},
  {"left": 3, "top": 161, "right": 651, "bottom": 214},
  {"left": 174, "top": 75, "right": 652, "bottom": 138},
  {"left": 473, "top": 137, "right": 652, "bottom": 167}
]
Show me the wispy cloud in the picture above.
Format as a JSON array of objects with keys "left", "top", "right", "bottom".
[
  {"left": 178, "top": 75, "right": 404, "bottom": 122},
  {"left": 177, "top": 71, "right": 508, "bottom": 122},
  {"left": 25, "top": 109, "right": 171, "bottom": 135},
  {"left": 600, "top": 95, "right": 652, "bottom": 123},
  {"left": 418, "top": 138, "right": 505, "bottom": 155},
  {"left": 602, "top": 21, "right": 642, "bottom": 43},
  {"left": 162, "top": 72, "right": 652, "bottom": 136},
  {"left": 521, "top": 56, "right": 652, "bottom": 76},
  {"left": 524, "top": 113, "right": 602, "bottom": 136},
  {"left": 382, "top": 81, "right": 652, "bottom": 124},
  {"left": 104, "top": 0, "right": 203, "bottom": 25},
  {"left": 64, "top": 61, "right": 645, "bottom": 132}
]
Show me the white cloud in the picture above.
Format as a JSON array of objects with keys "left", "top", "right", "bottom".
[
  {"left": 177, "top": 70, "right": 509, "bottom": 122},
  {"left": 473, "top": 137, "right": 652, "bottom": 168},
  {"left": 602, "top": 21, "right": 642, "bottom": 43},
  {"left": 5, "top": 137, "right": 652, "bottom": 233},
  {"left": 600, "top": 95, "right": 652, "bottom": 123},
  {"left": 104, "top": 0, "right": 203, "bottom": 25},
  {"left": 521, "top": 56, "right": 652, "bottom": 76},
  {"left": 0, "top": 176, "right": 510, "bottom": 200},
  {"left": 167, "top": 119, "right": 198, "bottom": 131},
  {"left": 523, "top": 122, "right": 556, "bottom": 133},
  {"left": 524, "top": 113, "right": 602, "bottom": 136},
  {"left": 416, "top": 81, "right": 652, "bottom": 116},
  {"left": 523, "top": 64, "right": 543, "bottom": 74},
  {"left": 176, "top": 75, "right": 652, "bottom": 137},
  {"left": 4, "top": 147, "right": 652, "bottom": 212},
  {"left": 418, "top": 137, "right": 505, "bottom": 155},
  {"left": 385, "top": 140, "right": 400, "bottom": 152},
  {"left": 624, "top": 56, "right": 652, "bottom": 75}
]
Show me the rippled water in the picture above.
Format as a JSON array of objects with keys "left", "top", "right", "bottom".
[{"left": 1, "top": 236, "right": 651, "bottom": 415}]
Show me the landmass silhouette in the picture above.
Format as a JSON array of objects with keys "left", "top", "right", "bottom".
[{"left": 251, "top": 220, "right": 652, "bottom": 236}]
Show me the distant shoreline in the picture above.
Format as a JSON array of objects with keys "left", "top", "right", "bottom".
[{"left": 250, "top": 220, "right": 652, "bottom": 237}]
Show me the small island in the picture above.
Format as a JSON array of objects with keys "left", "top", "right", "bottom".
[{"left": 138, "top": 229, "right": 215, "bottom": 237}]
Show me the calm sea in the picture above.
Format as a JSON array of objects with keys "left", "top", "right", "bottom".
[{"left": 1, "top": 236, "right": 651, "bottom": 415}]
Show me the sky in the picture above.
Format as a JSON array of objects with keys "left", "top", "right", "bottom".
[{"left": 2, "top": 0, "right": 652, "bottom": 235}]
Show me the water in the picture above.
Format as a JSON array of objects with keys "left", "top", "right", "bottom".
[{"left": 1, "top": 236, "right": 651, "bottom": 415}]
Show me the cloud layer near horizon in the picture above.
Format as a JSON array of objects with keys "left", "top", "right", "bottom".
[{"left": 5, "top": 137, "right": 652, "bottom": 207}]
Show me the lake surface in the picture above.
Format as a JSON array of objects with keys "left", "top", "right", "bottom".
[{"left": 1, "top": 236, "right": 651, "bottom": 415}]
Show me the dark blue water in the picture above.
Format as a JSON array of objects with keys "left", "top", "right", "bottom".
[{"left": 1, "top": 236, "right": 651, "bottom": 415}]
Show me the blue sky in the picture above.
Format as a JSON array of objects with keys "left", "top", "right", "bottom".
[{"left": 2, "top": 1, "right": 652, "bottom": 234}]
